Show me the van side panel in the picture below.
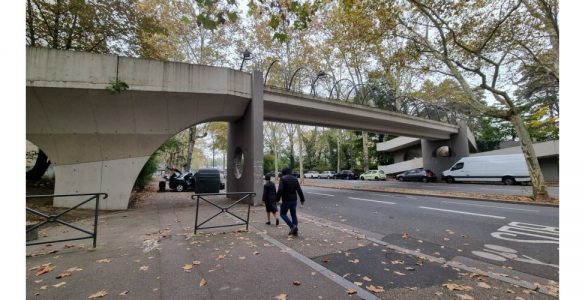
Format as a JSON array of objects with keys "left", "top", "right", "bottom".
[{"left": 442, "top": 154, "right": 530, "bottom": 183}]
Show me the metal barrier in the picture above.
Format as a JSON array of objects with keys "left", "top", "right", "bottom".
[
  {"left": 26, "top": 193, "right": 108, "bottom": 248},
  {"left": 192, "top": 192, "right": 255, "bottom": 234}
]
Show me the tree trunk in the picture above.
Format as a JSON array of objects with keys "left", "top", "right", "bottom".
[
  {"left": 362, "top": 131, "right": 369, "bottom": 172},
  {"left": 337, "top": 129, "right": 341, "bottom": 173},
  {"left": 509, "top": 113, "right": 551, "bottom": 202},
  {"left": 26, "top": 150, "right": 51, "bottom": 181},
  {"left": 297, "top": 125, "right": 304, "bottom": 183},
  {"left": 185, "top": 127, "right": 195, "bottom": 172}
]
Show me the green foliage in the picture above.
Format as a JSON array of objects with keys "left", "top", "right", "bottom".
[
  {"left": 134, "top": 154, "right": 159, "bottom": 190},
  {"left": 106, "top": 79, "right": 129, "bottom": 94}
]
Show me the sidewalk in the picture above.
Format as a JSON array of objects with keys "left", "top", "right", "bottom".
[
  {"left": 301, "top": 181, "right": 559, "bottom": 207},
  {"left": 26, "top": 188, "right": 558, "bottom": 299}
]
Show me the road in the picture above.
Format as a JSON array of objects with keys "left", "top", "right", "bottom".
[
  {"left": 304, "top": 178, "right": 560, "bottom": 198},
  {"left": 300, "top": 185, "right": 559, "bottom": 282}
]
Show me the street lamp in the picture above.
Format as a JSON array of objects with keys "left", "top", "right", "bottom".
[
  {"left": 239, "top": 49, "right": 252, "bottom": 71},
  {"left": 310, "top": 71, "right": 327, "bottom": 96}
]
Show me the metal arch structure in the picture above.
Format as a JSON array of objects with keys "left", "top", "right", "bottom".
[
  {"left": 264, "top": 59, "right": 282, "bottom": 86},
  {"left": 344, "top": 83, "right": 377, "bottom": 105},
  {"left": 328, "top": 78, "right": 358, "bottom": 100},
  {"left": 287, "top": 66, "right": 312, "bottom": 91}
]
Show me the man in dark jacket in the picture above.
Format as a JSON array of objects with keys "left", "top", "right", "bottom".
[{"left": 276, "top": 168, "right": 305, "bottom": 236}]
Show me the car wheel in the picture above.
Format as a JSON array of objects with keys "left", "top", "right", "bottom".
[
  {"left": 422, "top": 177, "right": 428, "bottom": 183},
  {"left": 445, "top": 177, "right": 455, "bottom": 183},
  {"left": 175, "top": 184, "right": 185, "bottom": 192},
  {"left": 398, "top": 177, "right": 404, "bottom": 181},
  {"left": 360, "top": 177, "right": 364, "bottom": 180},
  {"left": 374, "top": 177, "right": 379, "bottom": 181},
  {"left": 502, "top": 176, "right": 516, "bottom": 185}
]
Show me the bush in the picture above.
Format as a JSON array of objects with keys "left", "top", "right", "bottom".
[{"left": 134, "top": 155, "right": 159, "bottom": 190}]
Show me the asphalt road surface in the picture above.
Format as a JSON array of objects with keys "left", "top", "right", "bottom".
[
  {"left": 305, "top": 178, "right": 560, "bottom": 198},
  {"left": 300, "top": 186, "right": 559, "bottom": 282}
]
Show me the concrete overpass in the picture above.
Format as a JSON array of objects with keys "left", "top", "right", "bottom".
[{"left": 26, "top": 47, "right": 467, "bottom": 210}]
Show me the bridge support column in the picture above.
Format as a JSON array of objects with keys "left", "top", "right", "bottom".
[
  {"left": 53, "top": 156, "right": 149, "bottom": 210},
  {"left": 226, "top": 70, "right": 264, "bottom": 205},
  {"left": 422, "top": 120, "right": 470, "bottom": 178}
]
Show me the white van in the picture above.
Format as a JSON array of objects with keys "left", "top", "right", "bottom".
[{"left": 441, "top": 154, "right": 530, "bottom": 185}]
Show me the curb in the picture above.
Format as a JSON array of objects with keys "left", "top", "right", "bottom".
[{"left": 302, "top": 183, "right": 559, "bottom": 208}]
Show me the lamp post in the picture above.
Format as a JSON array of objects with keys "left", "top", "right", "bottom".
[
  {"left": 239, "top": 49, "right": 252, "bottom": 71},
  {"left": 310, "top": 71, "right": 327, "bottom": 96}
]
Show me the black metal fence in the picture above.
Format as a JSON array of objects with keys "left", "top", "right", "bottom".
[
  {"left": 26, "top": 193, "right": 108, "bottom": 248},
  {"left": 192, "top": 192, "right": 255, "bottom": 234}
]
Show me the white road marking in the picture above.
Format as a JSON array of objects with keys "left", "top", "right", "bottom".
[
  {"left": 348, "top": 197, "right": 396, "bottom": 205},
  {"left": 305, "top": 192, "right": 335, "bottom": 197},
  {"left": 418, "top": 206, "right": 506, "bottom": 219},
  {"left": 406, "top": 196, "right": 418, "bottom": 200},
  {"left": 441, "top": 201, "right": 539, "bottom": 212},
  {"left": 479, "top": 187, "right": 518, "bottom": 192}
]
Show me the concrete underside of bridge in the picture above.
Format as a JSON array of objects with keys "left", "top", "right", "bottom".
[{"left": 26, "top": 47, "right": 467, "bottom": 210}]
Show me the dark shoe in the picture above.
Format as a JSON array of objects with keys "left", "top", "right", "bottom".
[
  {"left": 265, "top": 221, "right": 271, "bottom": 225},
  {"left": 292, "top": 225, "right": 298, "bottom": 236},
  {"left": 288, "top": 226, "right": 294, "bottom": 235},
  {"left": 276, "top": 219, "right": 280, "bottom": 226}
]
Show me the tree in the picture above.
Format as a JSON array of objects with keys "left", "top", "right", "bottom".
[{"left": 367, "top": 0, "right": 557, "bottom": 201}]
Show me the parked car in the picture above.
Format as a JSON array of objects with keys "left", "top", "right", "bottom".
[
  {"left": 319, "top": 171, "right": 336, "bottom": 179},
  {"left": 360, "top": 170, "right": 387, "bottom": 181},
  {"left": 304, "top": 171, "right": 320, "bottom": 179},
  {"left": 168, "top": 171, "right": 195, "bottom": 192},
  {"left": 292, "top": 170, "right": 300, "bottom": 178},
  {"left": 335, "top": 170, "right": 358, "bottom": 180},
  {"left": 396, "top": 168, "right": 437, "bottom": 183}
]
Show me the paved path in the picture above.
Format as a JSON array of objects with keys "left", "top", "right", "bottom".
[{"left": 25, "top": 186, "right": 559, "bottom": 299}]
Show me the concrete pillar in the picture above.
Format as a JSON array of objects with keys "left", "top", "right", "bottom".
[
  {"left": 226, "top": 70, "right": 264, "bottom": 205},
  {"left": 53, "top": 156, "right": 149, "bottom": 210},
  {"left": 422, "top": 120, "right": 470, "bottom": 177}
]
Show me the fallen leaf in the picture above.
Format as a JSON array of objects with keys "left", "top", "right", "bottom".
[
  {"left": 354, "top": 282, "right": 363, "bottom": 286},
  {"left": 456, "top": 294, "right": 474, "bottom": 300},
  {"left": 363, "top": 276, "right": 372, "bottom": 282},
  {"left": 239, "top": 256, "right": 246, "bottom": 260},
  {"left": 434, "top": 291, "right": 443, "bottom": 296},
  {"left": 34, "top": 280, "right": 43, "bottom": 283},
  {"left": 96, "top": 259, "right": 111, "bottom": 263},
  {"left": 183, "top": 264, "right": 193, "bottom": 272},
  {"left": 405, "top": 267, "right": 415, "bottom": 271},
  {"left": 199, "top": 278, "right": 207, "bottom": 287},
  {"left": 345, "top": 288, "right": 357, "bottom": 295},
  {"left": 293, "top": 281, "right": 301, "bottom": 286},
  {"left": 63, "top": 244, "right": 75, "bottom": 249},
  {"left": 88, "top": 290, "right": 107, "bottom": 298},
  {"left": 119, "top": 290, "right": 129, "bottom": 296},
  {"left": 349, "top": 259, "right": 360, "bottom": 264},
  {"left": 402, "top": 232, "right": 409, "bottom": 239},
  {"left": 35, "top": 264, "right": 55, "bottom": 276},
  {"left": 216, "top": 255, "right": 226, "bottom": 260},
  {"left": 140, "top": 266, "right": 149, "bottom": 271},
  {"left": 506, "top": 289, "right": 515, "bottom": 294},
  {"left": 477, "top": 282, "right": 491, "bottom": 289},
  {"left": 443, "top": 283, "right": 473, "bottom": 291},
  {"left": 40, "top": 285, "right": 48, "bottom": 290},
  {"left": 53, "top": 282, "right": 66, "bottom": 288},
  {"left": 65, "top": 267, "right": 83, "bottom": 272},
  {"left": 394, "top": 271, "right": 406, "bottom": 276},
  {"left": 56, "top": 271, "right": 72, "bottom": 279},
  {"left": 275, "top": 293, "right": 287, "bottom": 300},
  {"left": 366, "top": 285, "right": 384, "bottom": 293},
  {"left": 193, "top": 260, "right": 201, "bottom": 265},
  {"left": 253, "top": 251, "right": 260, "bottom": 256},
  {"left": 515, "top": 297, "right": 525, "bottom": 300},
  {"left": 322, "top": 257, "right": 330, "bottom": 263}
]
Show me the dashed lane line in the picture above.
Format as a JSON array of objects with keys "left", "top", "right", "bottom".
[
  {"left": 348, "top": 197, "right": 396, "bottom": 205},
  {"left": 419, "top": 206, "right": 506, "bottom": 219},
  {"left": 441, "top": 201, "right": 540, "bottom": 212},
  {"left": 306, "top": 192, "right": 336, "bottom": 197}
]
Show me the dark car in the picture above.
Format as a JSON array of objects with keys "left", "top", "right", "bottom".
[
  {"left": 292, "top": 170, "right": 300, "bottom": 178},
  {"left": 335, "top": 170, "right": 358, "bottom": 180},
  {"left": 395, "top": 168, "right": 437, "bottom": 183},
  {"left": 168, "top": 171, "right": 195, "bottom": 192}
]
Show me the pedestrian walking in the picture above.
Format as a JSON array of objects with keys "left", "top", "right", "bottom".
[
  {"left": 276, "top": 168, "right": 305, "bottom": 236},
  {"left": 262, "top": 175, "right": 279, "bottom": 226}
]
